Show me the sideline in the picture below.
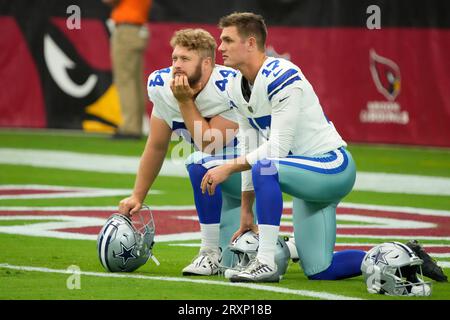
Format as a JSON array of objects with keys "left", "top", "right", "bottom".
[{"left": 1, "top": 148, "right": 450, "bottom": 196}]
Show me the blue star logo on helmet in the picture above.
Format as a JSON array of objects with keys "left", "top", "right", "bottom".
[
  {"left": 114, "top": 242, "right": 137, "bottom": 265},
  {"left": 371, "top": 248, "right": 391, "bottom": 266}
]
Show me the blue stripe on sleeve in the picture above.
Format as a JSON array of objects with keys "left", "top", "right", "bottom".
[
  {"left": 268, "top": 75, "right": 301, "bottom": 101},
  {"left": 248, "top": 115, "right": 272, "bottom": 131},
  {"left": 267, "top": 68, "right": 299, "bottom": 96}
]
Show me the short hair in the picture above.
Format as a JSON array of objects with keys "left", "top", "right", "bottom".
[
  {"left": 170, "top": 28, "right": 216, "bottom": 65},
  {"left": 218, "top": 12, "right": 267, "bottom": 52}
]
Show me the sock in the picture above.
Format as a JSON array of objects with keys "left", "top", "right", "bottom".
[
  {"left": 200, "top": 223, "right": 220, "bottom": 254},
  {"left": 256, "top": 224, "right": 280, "bottom": 269},
  {"left": 252, "top": 160, "right": 283, "bottom": 226},
  {"left": 308, "top": 250, "right": 366, "bottom": 280},
  {"left": 187, "top": 164, "right": 222, "bottom": 224}
]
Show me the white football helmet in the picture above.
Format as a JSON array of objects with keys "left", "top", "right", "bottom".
[
  {"left": 97, "top": 206, "right": 159, "bottom": 272},
  {"left": 225, "top": 230, "right": 291, "bottom": 278},
  {"left": 361, "top": 242, "right": 432, "bottom": 296}
]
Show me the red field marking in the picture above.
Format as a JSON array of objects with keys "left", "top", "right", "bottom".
[
  {"left": 0, "top": 206, "right": 449, "bottom": 253},
  {"left": 0, "top": 209, "right": 200, "bottom": 235},
  {"left": 0, "top": 189, "right": 70, "bottom": 196}
]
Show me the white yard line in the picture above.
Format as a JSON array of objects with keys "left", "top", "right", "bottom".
[
  {"left": 0, "top": 184, "right": 162, "bottom": 200},
  {"left": 0, "top": 148, "right": 186, "bottom": 177},
  {"left": 0, "top": 263, "right": 361, "bottom": 300},
  {"left": 339, "top": 202, "right": 450, "bottom": 217},
  {"left": 1, "top": 148, "right": 450, "bottom": 196},
  {"left": 334, "top": 234, "right": 450, "bottom": 241},
  {"left": 354, "top": 172, "right": 450, "bottom": 196},
  {"left": 438, "top": 261, "right": 450, "bottom": 268}
]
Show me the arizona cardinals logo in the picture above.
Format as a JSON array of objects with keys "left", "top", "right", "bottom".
[
  {"left": 5, "top": 0, "right": 122, "bottom": 133},
  {"left": 369, "top": 49, "right": 401, "bottom": 101}
]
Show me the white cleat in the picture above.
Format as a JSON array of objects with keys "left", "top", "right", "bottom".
[
  {"left": 182, "top": 249, "right": 220, "bottom": 276},
  {"left": 229, "top": 258, "right": 280, "bottom": 283}
]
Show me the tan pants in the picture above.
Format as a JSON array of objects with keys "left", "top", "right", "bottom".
[{"left": 111, "top": 24, "right": 149, "bottom": 135}]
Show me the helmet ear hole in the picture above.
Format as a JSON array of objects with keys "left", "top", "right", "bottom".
[{"left": 401, "top": 265, "right": 420, "bottom": 283}]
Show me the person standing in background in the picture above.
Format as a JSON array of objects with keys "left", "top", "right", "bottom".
[{"left": 103, "top": 0, "right": 152, "bottom": 139}]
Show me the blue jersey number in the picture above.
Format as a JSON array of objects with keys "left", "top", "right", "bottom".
[
  {"left": 215, "top": 69, "right": 236, "bottom": 92},
  {"left": 262, "top": 60, "right": 281, "bottom": 77},
  {"left": 149, "top": 68, "right": 170, "bottom": 87}
]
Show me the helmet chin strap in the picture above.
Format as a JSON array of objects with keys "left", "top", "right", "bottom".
[{"left": 150, "top": 255, "right": 160, "bottom": 266}]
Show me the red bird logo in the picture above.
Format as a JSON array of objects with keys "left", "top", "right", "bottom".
[{"left": 369, "top": 49, "right": 401, "bottom": 101}]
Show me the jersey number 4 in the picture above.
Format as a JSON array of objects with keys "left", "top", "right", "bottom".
[
  {"left": 149, "top": 68, "right": 171, "bottom": 87},
  {"left": 215, "top": 70, "right": 236, "bottom": 92}
]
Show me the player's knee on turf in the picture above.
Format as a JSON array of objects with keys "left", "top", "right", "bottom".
[{"left": 307, "top": 250, "right": 365, "bottom": 280}]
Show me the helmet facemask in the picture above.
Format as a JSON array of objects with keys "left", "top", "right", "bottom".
[
  {"left": 224, "top": 231, "right": 290, "bottom": 278},
  {"left": 228, "top": 231, "right": 259, "bottom": 272},
  {"left": 230, "top": 248, "right": 258, "bottom": 272},
  {"left": 383, "top": 263, "right": 431, "bottom": 296},
  {"left": 131, "top": 207, "right": 157, "bottom": 263}
]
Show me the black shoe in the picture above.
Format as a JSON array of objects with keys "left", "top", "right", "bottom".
[
  {"left": 406, "top": 240, "right": 448, "bottom": 282},
  {"left": 110, "top": 132, "right": 142, "bottom": 140}
]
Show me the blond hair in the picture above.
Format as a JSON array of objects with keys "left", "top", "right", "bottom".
[{"left": 170, "top": 28, "right": 216, "bottom": 65}]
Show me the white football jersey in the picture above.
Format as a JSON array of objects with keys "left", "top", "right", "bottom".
[
  {"left": 228, "top": 57, "right": 346, "bottom": 191},
  {"left": 147, "top": 65, "right": 237, "bottom": 142}
]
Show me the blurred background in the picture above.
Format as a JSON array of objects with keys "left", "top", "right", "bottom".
[
  {"left": 0, "top": 0, "right": 449, "bottom": 300},
  {"left": 0, "top": 0, "right": 449, "bottom": 146}
]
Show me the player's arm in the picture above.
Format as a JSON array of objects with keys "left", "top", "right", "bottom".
[
  {"left": 200, "top": 113, "right": 238, "bottom": 154},
  {"left": 170, "top": 75, "right": 238, "bottom": 153},
  {"left": 118, "top": 115, "right": 172, "bottom": 216},
  {"left": 201, "top": 91, "right": 298, "bottom": 236},
  {"left": 201, "top": 88, "right": 302, "bottom": 207},
  {"left": 245, "top": 88, "right": 302, "bottom": 165},
  {"left": 231, "top": 190, "right": 257, "bottom": 241},
  {"left": 178, "top": 99, "right": 237, "bottom": 153},
  {"left": 200, "top": 109, "right": 254, "bottom": 192}
]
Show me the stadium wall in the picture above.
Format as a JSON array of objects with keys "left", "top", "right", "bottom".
[{"left": 0, "top": 0, "right": 449, "bottom": 146}]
